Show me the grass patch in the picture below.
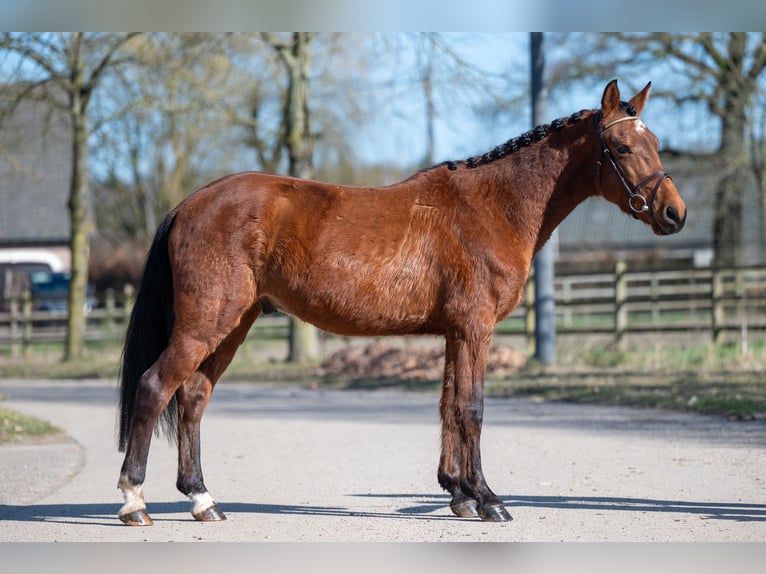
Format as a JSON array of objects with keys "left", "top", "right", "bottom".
[
  {"left": 0, "top": 405, "right": 62, "bottom": 444},
  {"left": 0, "top": 341, "right": 122, "bottom": 379},
  {"left": 485, "top": 370, "right": 766, "bottom": 420}
]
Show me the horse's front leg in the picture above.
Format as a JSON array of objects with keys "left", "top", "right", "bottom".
[
  {"left": 438, "top": 328, "right": 512, "bottom": 522},
  {"left": 438, "top": 336, "right": 479, "bottom": 518}
]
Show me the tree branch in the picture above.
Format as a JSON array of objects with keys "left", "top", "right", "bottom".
[
  {"left": 747, "top": 34, "right": 766, "bottom": 82},
  {"left": 260, "top": 32, "right": 293, "bottom": 68},
  {"left": 1, "top": 33, "right": 62, "bottom": 83},
  {"left": 84, "top": 33, "right": 142, "bottom": 97}
]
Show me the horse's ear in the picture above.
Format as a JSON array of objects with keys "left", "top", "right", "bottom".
[
  {"left": 601, "top": 79, "right": 621, "bottom": 116},
  {"left": 628, "top": 81, "right": 652, "bottom": 117}
]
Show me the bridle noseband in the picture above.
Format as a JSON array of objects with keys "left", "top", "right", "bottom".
[{"left": 595, "top": 111, "right": 671, "bottom": 222}]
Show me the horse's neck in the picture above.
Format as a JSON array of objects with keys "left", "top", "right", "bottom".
[{"left": 492, "top": 114, "right": 598, "bottom": 255}]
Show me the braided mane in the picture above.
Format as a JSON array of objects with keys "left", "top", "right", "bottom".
[
  {"left": 440, "top": 110, "right": 587, "bottom": 172},
  {"left": 441, "top": 101, "right": 637, "bottom": 172}
]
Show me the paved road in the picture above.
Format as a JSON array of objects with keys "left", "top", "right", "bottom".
[{"left": 0, "top": 378, "right": 765, "bottom": 542}]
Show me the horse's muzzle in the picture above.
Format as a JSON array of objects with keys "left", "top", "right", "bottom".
[{"left": 659, "top": 204, "right": 686, "bottom": 235}]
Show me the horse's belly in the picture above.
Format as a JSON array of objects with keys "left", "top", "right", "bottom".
[{"left": 262, "top": 261, "right": 444, "bottom": 336}]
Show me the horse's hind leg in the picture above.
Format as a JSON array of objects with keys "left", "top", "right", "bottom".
[
  {"left": 118, "top": 339, "right": 209, "bottom": 526},
  {"left": 119, "top": 283, "right": 258, "bottom": 525},
  {"left": 175, "top": 305, "right": 261, "bottom": 522},
  {"left": 175, "top": 372, "right": 221, "bottom": 521}
]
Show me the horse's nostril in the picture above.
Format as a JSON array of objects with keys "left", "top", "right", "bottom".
[{"left": 665, "top": 205, "right": 681, "bottom": 225}]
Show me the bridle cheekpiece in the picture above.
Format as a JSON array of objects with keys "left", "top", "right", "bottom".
[{"left": 594, "top": 111, "right": 671, "bottom": 222}]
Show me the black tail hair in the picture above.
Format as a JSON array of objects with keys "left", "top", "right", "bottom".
[{"left": 118, "top": 213, "right": 178, "bottom": 452}]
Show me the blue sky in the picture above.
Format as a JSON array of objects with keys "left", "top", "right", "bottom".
[{"left": 349, "top": 33, "right": 721, "bottom": 171}]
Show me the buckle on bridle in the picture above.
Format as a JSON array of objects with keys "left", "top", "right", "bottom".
[{"left": 628, "top": 193, "right": 649, "bottom": 214}]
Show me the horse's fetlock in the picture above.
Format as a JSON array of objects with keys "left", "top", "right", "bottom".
[
  {"left": 437, "top": 470, "right": 459, "bottom": 492},
  {"left": 176, "top": 476, "right": 205, "bottom": 497}
]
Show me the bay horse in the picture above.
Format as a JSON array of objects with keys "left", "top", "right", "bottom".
[{"left": 117, "top": 79, "right": 686, "bottom": 525}]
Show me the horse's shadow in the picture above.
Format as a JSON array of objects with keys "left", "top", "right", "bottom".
[
  {"left": 2, "top": 494, "right": 765, "bottom": 526},
  {"left": 389, "top": 493, "right": 766, "bottom": 523}
]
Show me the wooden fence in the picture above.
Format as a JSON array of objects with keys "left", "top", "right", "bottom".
[
  {"left": 506, "top": 262, "right": 766, "bottom": 349},
  {"left": 2, "top": 263, "right": 766, "bottom": 356}
]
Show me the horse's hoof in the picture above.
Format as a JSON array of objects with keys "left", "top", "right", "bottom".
[
  {"left": 478, "top": 504, "right": 513, "bottom": 522},
  {"left": 450, "top": 499, "right": 479, "bottom": 518},
  {"left": 119, "top": 509, "right": 154, "bottom": 526},
  {"left": 193, "top": 504, "right": 227, "bottom": 522}
]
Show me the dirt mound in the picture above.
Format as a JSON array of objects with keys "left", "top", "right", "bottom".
[{"left": 316, "top": 340, "right": 526, "bottom": 382}]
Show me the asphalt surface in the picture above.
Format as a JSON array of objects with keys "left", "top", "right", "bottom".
[{"left": 0, "top": 378, "right": 765, "bottom": 542}]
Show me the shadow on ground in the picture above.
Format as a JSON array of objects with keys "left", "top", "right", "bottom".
[{"left": 2, "top": 493, "right": 765, "bottom": 526}]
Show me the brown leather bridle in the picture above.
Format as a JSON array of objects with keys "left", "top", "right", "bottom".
[{"left": 595, "top": 112, "right": 671, "bottom": 223}]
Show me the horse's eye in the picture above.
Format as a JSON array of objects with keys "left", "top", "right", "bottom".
[{"left": 616, "top": 144, "right": 631, "bottom": 154}]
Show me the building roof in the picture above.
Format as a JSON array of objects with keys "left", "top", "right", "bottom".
[{"left": 0, "top": 84, "right": 72, "bottom": 245}]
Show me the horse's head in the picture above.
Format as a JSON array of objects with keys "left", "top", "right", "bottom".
[{"left": 596, "top": 79, "right": 686, "bottom": 236}]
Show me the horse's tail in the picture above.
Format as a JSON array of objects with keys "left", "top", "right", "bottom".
[{"left": 118, "top": 213, "right": 178, "bottom": 452}]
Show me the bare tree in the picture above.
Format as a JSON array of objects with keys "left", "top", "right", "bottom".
[
  {"left": 93, "top": 33, "right": 251, "bottom": 242},
  {"left": 1, "top": 32, "right": 141, "bottom": 360}
]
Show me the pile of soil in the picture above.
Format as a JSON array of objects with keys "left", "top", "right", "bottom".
[{"left": 316, "top": 340, "right": 526, "bottom": 382}]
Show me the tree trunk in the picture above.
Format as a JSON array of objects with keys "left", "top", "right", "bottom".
[
  {"left": 285, "top": 33, "right": 314, "bottom": 181},
  {"left": 65, "top": 91, "right": 91, "bottom": 360},
  {"left": 713, "top": 84, "right": 749, "bottom": 268},
  {"left": 284, "top": 33, "right": 319, "bottom": 363}
]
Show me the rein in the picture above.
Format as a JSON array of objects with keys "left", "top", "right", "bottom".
[{"left": 595, "top": 111, "right": 671, "bottom": 221}]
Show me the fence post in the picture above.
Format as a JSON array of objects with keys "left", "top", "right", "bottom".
[
  {"left": 614, "top": 260, "right": 628, "bottom": 346},
  {"left": 105, "top": 288, "right": 116, "bottom": 333},
  {"left": 525, "top": 268, "right": 536, "bottom": 356},
  {"left": 22, "top": 289, "right": 32, "bottom": 361},
  {"left": 737, "top": 268, "right": 748, "bottom": 355},
  {"left": 123, "top": 284, "right": 135, "bottom": 324},
  {"left": 712, "top": 267, "right": 725, "bottom": 344},
  {"left": 735, "top": 267, "right": 744, "bottom": 320},
  {"left": 9, "top": 296, "right": 19, "bottom": 357},
  {"left": 562, "top": 277, "right": 572, "bottom": 327}
]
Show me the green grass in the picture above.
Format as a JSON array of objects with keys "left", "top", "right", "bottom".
[
  {"left": 484, "top": 371, "right": 766, "bottom": 420},
  {"left": 0, "top": 405, "right": 62, "bottom": 444},
  {"left": 0, "top": 339, "right": 125, "bottom": 379}
]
